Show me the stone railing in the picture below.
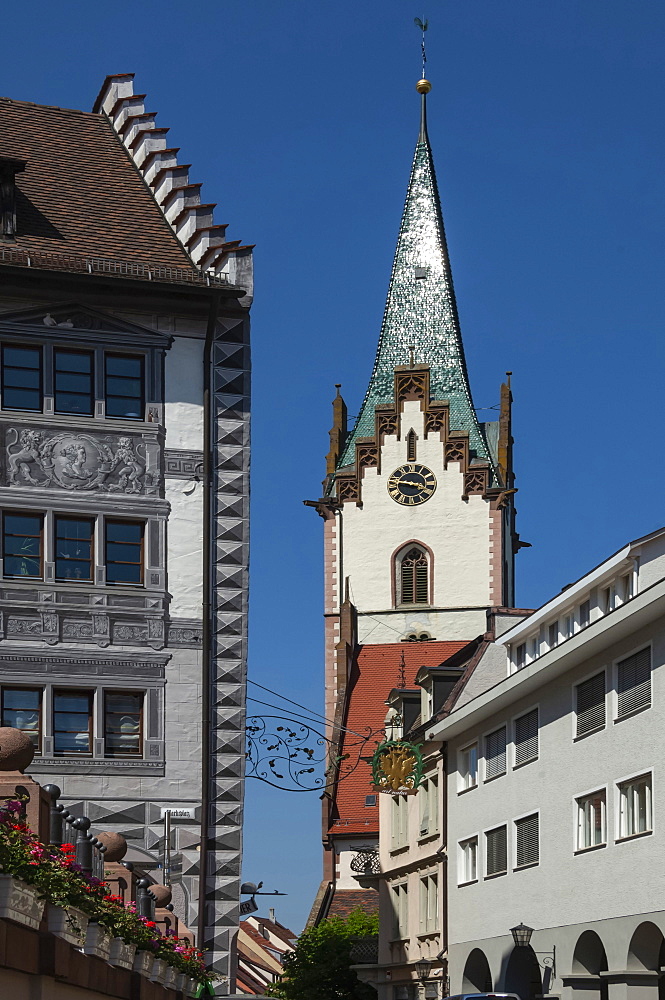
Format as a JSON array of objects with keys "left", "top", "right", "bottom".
[{"left": 0, "top": 725, "right": 201, "bottom": 997}]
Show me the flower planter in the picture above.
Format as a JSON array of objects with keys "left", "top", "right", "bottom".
[
  {"left": 163, "top": 965, "right": 178, "bottom": 990},
  {"left": 184, "top": 979, "right": 198, "bottom": 997},
  {"left": 149, "top": 958, "right": 168, "bottom": 985},
  {"left": 109, "top": 937, "right": 136, "bottom": 969},
  {"left": 47, "top": 903, "right": 89, "bottom": 948},
  {"left": 133, "top": 949, "right": 154, "bottom": 977},
  {"left": 174, "top": 973, "right": 186, "bottom": 992},
  {"left": 0, "top": 875, "right": 44, "bottom": 931},
  {"left": 84, "top": 921, "right": 113, "bottom": 961}
]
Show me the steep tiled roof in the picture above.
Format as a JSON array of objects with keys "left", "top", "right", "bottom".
[
  {"left": 330, "top": 641, "right": 468, "bottom": 835},
  {"left": 327, "top": 888, "right": 379, "bottom": 919},
  {"left": 0, "top": 97, "right": 194, "bottom": 270}
]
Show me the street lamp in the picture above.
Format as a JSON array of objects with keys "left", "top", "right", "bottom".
[
  {"left": 415, "top": 959, "right": 432, "bottom": 981},
  {"left": 510, "top": 923, "right": 534, "bottom": 948},
  {"left": 510, "top": 924, "right": 556, "bottom": 982}
]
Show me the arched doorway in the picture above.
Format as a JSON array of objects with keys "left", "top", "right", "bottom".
[
  {"left": 572, "top": 930, "right": 608, "bottom": 1000},
  {"left": 627, "top": 922, "right": 664, "bottom": 972},
  {"left": 462, "top": 949, "right": 493, "bottom": 993},
  {"left": 505, "top": 946, "right": 542, "bottom": 1000},
  {"left": 626, "top": 922, "right": 665, "bottom": 1000}
]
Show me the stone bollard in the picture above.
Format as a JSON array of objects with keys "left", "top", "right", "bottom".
[{"left": 0, "top": 726, "right": 50, "bottom": 839}]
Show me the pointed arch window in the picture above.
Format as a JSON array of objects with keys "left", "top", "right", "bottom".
[{"left": 396, "top": 544, "right": 430, "bottom": 606}]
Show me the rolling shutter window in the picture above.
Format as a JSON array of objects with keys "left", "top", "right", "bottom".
[
  {"left": 515, "top": 813, "right": 539, "bottom": 868},
  {"left": 485, "top": 726, "right": 507, "bottom": 780},
  {"left": 617, "top": 648, "right": 651, "bottom": 719},
  {"left": 485, "top": 825, "right": 507, "bottom": 876},
  {"left": 514, "top": 708, "right": 539, "bottom": 766},
  {"left": 576, "top": 672, "right": 606, "bottom": 737}
]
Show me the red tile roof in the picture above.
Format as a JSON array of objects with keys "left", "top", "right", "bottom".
[
  {"left": 330, "top": 641, "right": 468, "bottom": 834},
  {"left": 0, "top": 97, "right": 194, "bottom": 271},
  {"left": 327, "top": 888, "right": 379, "bottom": 920}
]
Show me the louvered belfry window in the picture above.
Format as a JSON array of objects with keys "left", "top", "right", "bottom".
[
  {"left": 485, "top": 825, "right": 507, "bottom": 877},
  {"left": 400, "top": 547, "right": 429, "bottom": 604},
  {"left": 617, "top": 648, "right": 651, "bottom": 719},
  {"left": 485, "top": 726, "right": 507, "bottom": 780},
  {"left": 515, "top": 813, "right": 539, "bottom": 868},
  {"left": 576, "top": 672, "right": 606, "bottom": 737},
  {"left": 514, "top": 709, "right": 539, "bottom": 767}
]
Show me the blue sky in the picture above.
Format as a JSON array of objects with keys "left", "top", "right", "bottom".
[{"left": 4, "top": 0, "right": 665, "bottom": 933}]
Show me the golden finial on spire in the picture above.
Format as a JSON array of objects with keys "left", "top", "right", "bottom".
[{"left": 416, "top": 79, "right": 432, "bottom": 94}]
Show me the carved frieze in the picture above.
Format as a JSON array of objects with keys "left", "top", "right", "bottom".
[
  {"left": 164, "top": 449, "right": 204, "bottom": 479},
  {"left": 396, "top": 370, "right": 428, "bottom": 403},
  {"left": 336, "top": 478, "right": 360, "bottom": 504},
  {"left": 5, "top": 427, "right": 160, "bottom": 495}
]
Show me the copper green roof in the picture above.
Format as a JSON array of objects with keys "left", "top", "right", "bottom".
[{"left": 338, "top": 92, "right": 492, "bottom": 471}]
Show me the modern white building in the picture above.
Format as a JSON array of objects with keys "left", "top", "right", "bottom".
[{"left": 434, "top": 526, "right": 665, "bottom": 1000}]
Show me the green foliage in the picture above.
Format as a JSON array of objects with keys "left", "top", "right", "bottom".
[{"left": 267, "top": 908, "right": 379, "bottom": 1000}]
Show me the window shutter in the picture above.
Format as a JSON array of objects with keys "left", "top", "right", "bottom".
[
  {"left": 486, "top": 825, "right": 507, "bottom": 876},
  {"left": 576, "top": 672, "right": 606, "bottom": 737},
  {"left": 415, "top": 562, "right": 428, "bottom": 603},
  {"left": 420, "top": 781, "right": 430, "bottom": 835},
  {"left": 515, "top": 813, "right": 539, "bottom": 867},
  {"left": 485, "top": 726, "right": 506, "bottom": 780},
  {"left": 514, "top": 709, "right": 538, "bottom": 766},
  {"left": 617, "top": 648, "right": 651, "bottom": 719},
  {"left": 401, "top": 561, "right": 414, "bottom": 604}
]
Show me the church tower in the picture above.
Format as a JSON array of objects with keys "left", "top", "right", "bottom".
[{"left": 306, "top": 79, "right": 520, "bottom": 923}]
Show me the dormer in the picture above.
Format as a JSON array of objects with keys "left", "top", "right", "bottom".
[
  {"left": 415, "top": 663, "right": 464, "bottom": 724},
  {"left": 385, "top": 687, "right": 421, "bottom": 739},
  {"left": 0, "top": 157, "right": 26, "bottom": 240}
]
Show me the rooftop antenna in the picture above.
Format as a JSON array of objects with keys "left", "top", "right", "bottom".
[{"left": 414, "top": 16, "right": 428, "bottom": 78}]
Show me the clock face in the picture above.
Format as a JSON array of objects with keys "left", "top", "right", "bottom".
[{"left": 387, "top": 463, "right": 437, "bottom": 506}]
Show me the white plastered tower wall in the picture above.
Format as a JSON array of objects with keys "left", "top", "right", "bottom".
[{"left": 342, "top": 400, "right": 493, "bottom": 646}]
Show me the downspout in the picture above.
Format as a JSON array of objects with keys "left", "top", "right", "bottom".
[{"left": 198, "top": 290, "right": 221, "bottom": 950}]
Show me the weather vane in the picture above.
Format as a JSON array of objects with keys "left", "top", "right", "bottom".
[{"left": 414, "top": 16, "right": 428, "bottom": 78}]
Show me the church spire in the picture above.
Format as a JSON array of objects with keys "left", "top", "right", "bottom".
[{"left": 338, "top": 79, "right": 492, "bottom": 471}]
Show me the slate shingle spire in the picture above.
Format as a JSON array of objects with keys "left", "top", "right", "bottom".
[{"left": 338, "top": 80, "right": 491, "bottom": 470}]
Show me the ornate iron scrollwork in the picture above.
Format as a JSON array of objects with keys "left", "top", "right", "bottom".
[
  {"left": 245, "top": 715, "right": 377, "bottom": 793},
  {"left": 349, "top": 849, "right": 381, "bottom": 875}
]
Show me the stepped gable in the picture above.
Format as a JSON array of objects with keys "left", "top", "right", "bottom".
[
  {"left": 331, "top": 640, "right": 468, "bottom": 836},
  {"left": 94, "top": 74, "right": 251, "bottom": 276}
]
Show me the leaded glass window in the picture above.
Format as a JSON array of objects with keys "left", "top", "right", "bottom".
[
  {"left": 3, "top": 513, "right": 43, "bottom": 578},
  {"left": 1, "top": 345, "right": 42, "bottom": 411},
  {"left": 54, "top": 349, "right": 93, "bottom": 415},
  {"left": 104, "top": 691, "right": 143, "bottom": 757},
  {"left": 105, "top": 354, "right": 144, "bottom": 419},
  {"left": 54, "top": 690, "right": 92, "bottom": 755},
  {"left": 105, "top": 520, "right": 143, "bottom": 585},
  {"left": 55, "top": 516, "right": 93, "bottom": 582}
]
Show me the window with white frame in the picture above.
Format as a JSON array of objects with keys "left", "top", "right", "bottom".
[
  {"left": 485, "top": 825, "right": 507, "bottom": 877},
  {"left": 548, "top": 621, "right": 559, "bottom": 648},
  {"left": 618, "top": 774, "right": 652, "bottom": 839},
  {"left": 391, "top": 882, "right": 408, "bottom": 939},
  {"left": 562, "top": 613, "right": 574, "bottom": 639},
  {"left": 616, "top": 648, "right": 651, "bottom": 720},
  {"left": 575, "top": 671, "right": 606, "bottom": 738},
  {"left": 576, "top": 790, "right": 606, "bottom": 850},
  {"left": 391, "top": 794, "right": 408, "bottom": 849},
  {"left": 529, "top": 635, "right": 539, "bottom": 660},
  {"left": 515, "top": 643, "right": 526, "bottom": 669},
  {"left": 620, "top": 572, "right": 633, "bottom": 603},
  {"left": 514, "top": 708, "right": 539, "bottom": 767},
  {"left": 419, "top": 873, "right": 438, "bottom": 933},
  {"left": 515, "top": 813, "right": 539, "bottom": 869},
  {"left": 579, "top": 599, "right": 590, "bottom": 629},
  {"left": 459, "top": 837, "right": 478, "bottom": 884},
  {"left": 419, "top": 774, "right": 439, "bottom": 837},
  {"left": 484, "top": 726, "right": 507, "bottom": 781},
  {"left": 459, "top": 742, "right": 478, "bottom": 790}
]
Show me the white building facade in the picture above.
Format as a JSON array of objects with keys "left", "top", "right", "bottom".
[{"left": 435, "top": 527, "right": 665, "bottom": 1000}]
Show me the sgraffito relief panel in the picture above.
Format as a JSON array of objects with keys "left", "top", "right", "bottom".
[{"left": 4, "top": 427, "right": 161, "bottom": 495}]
